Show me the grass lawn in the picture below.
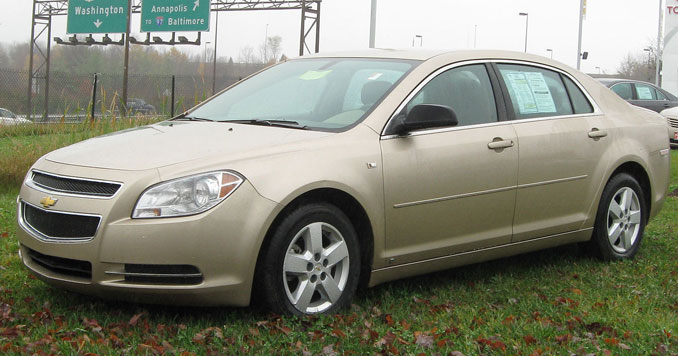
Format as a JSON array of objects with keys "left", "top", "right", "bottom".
[{"left": 0, "top": 131, "right": 676, "bottom": 354}]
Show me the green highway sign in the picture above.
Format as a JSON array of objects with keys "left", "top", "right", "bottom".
[
  {"left": 141, "top": 0, "right": 210, "bottom": 32},
  {"left": 67, "top": 0, "right": 129, "bottom": 34}
]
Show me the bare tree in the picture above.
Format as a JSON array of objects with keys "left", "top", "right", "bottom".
[
  {"left": 238, "top": 45, "right": 259, "bottom": 65},
  {"left": 616, "top": 41, "right": 660, "bottom": 83},
  {"left": 260, "top": 36, "right": 283, "bottom": 64}
]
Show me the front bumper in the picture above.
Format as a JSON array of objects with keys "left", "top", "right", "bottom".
[{"left": 16, "top": 162, "right": 278, "bottom": 307}]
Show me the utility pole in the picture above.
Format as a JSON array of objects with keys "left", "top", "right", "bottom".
[
  {"left": 577, "top": 0, "right": 585, "bottom": 70},
  {"left": 657, "top": 0, "right": 663, "bottom": 86},
  {"left": 212, "top": 12, "right": 219, "bottom": 95},
  {"left": 122, "top": 0, "right": 131, "bottom": 116},
  {"left": 369, "top": 0, "right": 377, "bottom": 48}
]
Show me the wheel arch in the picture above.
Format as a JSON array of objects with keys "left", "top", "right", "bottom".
[
  {"left": 606, "top": 161, "right": 652, "bottom": 218},
  {"left": 253, "top": 187, "right": 375, "bottom": 301}
]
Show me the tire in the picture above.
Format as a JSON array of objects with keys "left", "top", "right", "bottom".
[
  {"left": 588, "top": 173, "right": 647, "bottom": 261},
  {"left": 256, "top": 203, "right": 361, "bottom": 316}
]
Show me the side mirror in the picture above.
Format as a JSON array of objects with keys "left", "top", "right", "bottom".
[{"left": 392, "top": 104, "right": 458, "bottom": 136}]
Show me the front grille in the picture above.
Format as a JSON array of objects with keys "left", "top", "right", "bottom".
[
  {"left": 121, "top": 264, "right": 203, "bottom": 285},
  {"left": 27, "top": 248, "right": 92, "bottom": 279},
  {"left": 22, "top": 202, "right": 100, "bottom": 241},
  {"left": 31, "top": 171, "right": 121, "bottom": 197},
  {"left": 668, "top": 117, "right": 678, "bottom": 129}
]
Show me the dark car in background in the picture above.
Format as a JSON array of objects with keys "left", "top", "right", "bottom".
[
  {"left": 126, "top": 98, "right": 156, "bottom": 115},
  {"left": 599, "top": 79, "right": 678, "bottom": 113}
]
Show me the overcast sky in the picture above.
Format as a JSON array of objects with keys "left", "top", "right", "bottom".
[{"left": 0, "top": 0, "right": 663, "bottom": 74}]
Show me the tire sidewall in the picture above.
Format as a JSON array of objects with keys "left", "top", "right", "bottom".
[
  {"left": 259, "top": 203, "right": 361, "bottom": 316},
  {"left": 592, "top": 173, "right": 647, "bottom": 260}
]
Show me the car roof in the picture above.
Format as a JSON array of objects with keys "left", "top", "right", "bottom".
[
  {"left": 298, "top": 48, "right": 569, "bottom": 65},
  {"left": 598, "top": 78, "right": 655, "bottom": 86}
]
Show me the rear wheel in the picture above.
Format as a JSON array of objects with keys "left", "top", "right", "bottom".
[
  {"left": 588, "top": 173, "right": 647, "bottom": 260},
  {"left": 257, "top": 203, "right": 360, "bottom": 315}
]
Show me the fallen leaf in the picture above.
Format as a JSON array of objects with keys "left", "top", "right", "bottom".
[
  {"left": 604, "top": 337, "right": 619, "bottom": 346},
  {"left": 192, "top": 333, "right": 205, "bottom": 344},
  {"left": 332, "top": 329, "right": 346, "bottom": 338},
  {"left": 128, "top": 312, "right": 146, "bottom": 327},
  {"left": 523, "top": 335, "right": 537, "bottom": 345},
  {"left": 322, "top": 344, "right": 338, "bottom": 356},
  {"left": 415, "top": 333, "right": 434, "bottom": 348}
]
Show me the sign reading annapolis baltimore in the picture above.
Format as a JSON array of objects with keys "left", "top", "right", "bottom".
[
  {"left": 67, "top": 0, "right": 129, "bottom": 34},
  {"left": 141, "top": 0, "right": 211, "bottom": 32}
]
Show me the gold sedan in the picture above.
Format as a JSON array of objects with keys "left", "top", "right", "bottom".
[{"left": 17, "top": 50, "right": 671, "bottom": 315}]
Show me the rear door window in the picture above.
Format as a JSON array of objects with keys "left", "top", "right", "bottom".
[
  {"left": 635, "top": 83, "right": 657, "bottom": 100},
  {"left": 497, "top": 64, "right": 574, "bottom": 119}
]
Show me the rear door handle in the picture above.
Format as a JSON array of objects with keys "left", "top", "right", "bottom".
[
  {"left": 588, "top": 128, "right": 608, "bottom": 138},
  {"left": 487, "top": 139, "right": 514, "bottom": 150}
]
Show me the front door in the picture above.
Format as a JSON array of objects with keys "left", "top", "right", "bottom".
[{"left": 381, "top": 63, "right": 519, "bottom": 265}]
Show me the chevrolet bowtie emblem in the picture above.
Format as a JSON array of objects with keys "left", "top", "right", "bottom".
[{"left": 40, "top": 196, "right": 58, "bottom": 208}]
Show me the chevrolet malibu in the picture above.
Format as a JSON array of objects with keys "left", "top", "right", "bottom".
[{"left": 17, "top": 50, "right": 671, "bottom": 315}]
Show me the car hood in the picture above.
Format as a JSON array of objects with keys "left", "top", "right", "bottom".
[{"left": 45, "top": 121, "right": 331, "bottom": 171}]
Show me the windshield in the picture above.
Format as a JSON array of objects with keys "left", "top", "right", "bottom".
[{"left": 188, "top": 58, "right": 417, "bottom": 131}]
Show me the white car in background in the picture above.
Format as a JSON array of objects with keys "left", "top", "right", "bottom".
[
  {"left": 0, "top": 108, "right": 31, "bottom": 126},
  {"left": 660, "top": 106, "right": 678, "bottom": 148}
]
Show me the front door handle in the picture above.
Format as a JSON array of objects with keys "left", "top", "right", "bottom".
[
  {"left": 588, "top": 128, "right": 608, "bottom": 139},
  {"left": 487, "top": 139, "right": 514, "bottom": 150}
]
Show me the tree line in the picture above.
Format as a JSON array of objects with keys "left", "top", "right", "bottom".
[{"left": 0, "top": 35, "right": 285, "bottom": 78}]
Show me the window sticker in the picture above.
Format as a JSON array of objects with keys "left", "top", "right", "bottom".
[
  {"left": 367, "top": 72, "right": 383, "bottom": 80},
  {"left": 299, "top": 70, "right": 332, "bottom": 81},
  {"left": 504, "top": 71, "right": 557, "bottom": 114},
  {"left": 636, "top": 86, "right": 654, "bottom": 100}
]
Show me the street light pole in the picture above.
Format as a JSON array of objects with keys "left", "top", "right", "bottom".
[
  {"left": 412, "top": 35, "right": 422, "bottom": 47},
  {"left": 264, "top": 24, "right": 269, "bottom": 63},
  {"left": 369, "top": 0, "right": 377, "bottom": 48},
  {"left": 519, "top": 12, "right": 528, "bottom": 53},
  {"left": 546, "top": 48, "right": 553, "bottom": 59},
  {"left": 204, "top": 41, "right": 211, "bottom": 65}
]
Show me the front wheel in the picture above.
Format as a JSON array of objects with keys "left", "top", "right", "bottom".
[
  {"left": 588, "top": 173, "right": 647, "bottom": 260},
  {"left": 257, "top": 203, "right": 361, "bottom": 315}
]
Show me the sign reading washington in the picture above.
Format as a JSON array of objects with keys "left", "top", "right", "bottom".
[
  {"left": 141, "top": 0, "right": 211, "bottom": 32},
  {"left": 67, "top": 0, "right": 128, "bottom": 34}
]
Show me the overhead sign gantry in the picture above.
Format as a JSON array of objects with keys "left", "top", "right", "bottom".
[{"left": 27, "top": 0, "right": 322, "bottom": 120}]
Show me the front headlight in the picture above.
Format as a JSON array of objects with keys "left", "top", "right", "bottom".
[{"left": 132, "top": 171, "right": 243, "bottom": 218}]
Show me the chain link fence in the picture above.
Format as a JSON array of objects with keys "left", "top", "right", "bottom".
[{"left": 0, "top": 65, "right": 264, "bottom": 124}]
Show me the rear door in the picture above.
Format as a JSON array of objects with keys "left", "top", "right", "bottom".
[{"left": 494, "top": 63, "right": 611, "bottom": 242}]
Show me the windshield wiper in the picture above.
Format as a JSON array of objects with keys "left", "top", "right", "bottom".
[
  {"left": 227, "top": 119, "right": 309, "bottom": 130},
  {"left": 170, "top": 113, "right": 215, "bottom": 122}
]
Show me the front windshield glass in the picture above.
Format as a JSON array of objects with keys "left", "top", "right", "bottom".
[{"left": 188, "top": 58, "right": 417, "bottom": 130}]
